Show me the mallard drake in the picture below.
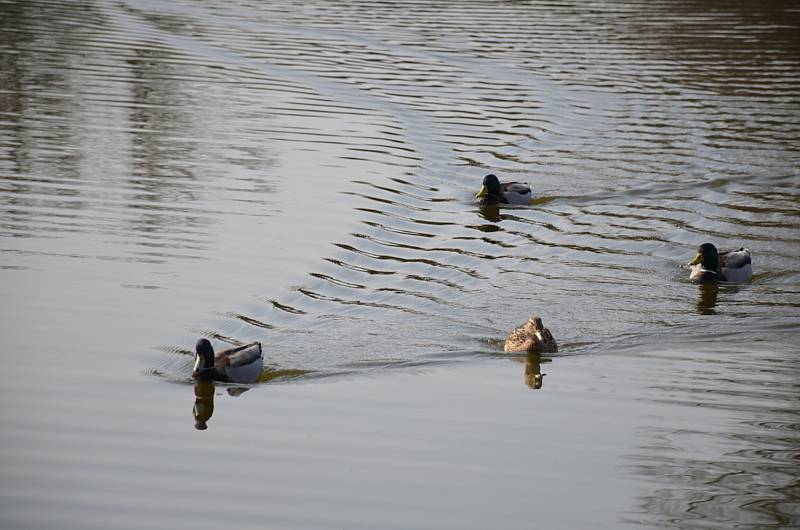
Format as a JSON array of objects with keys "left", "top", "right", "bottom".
[
  {"left": 504, "top": 315, "right": 558, "bottom": 354},
  {"left": 689, "top": 243, "right": 752, "bottom": 284},
  {"left": 475, "top": 174, "right": 532, "bottom": 205},
  {"left": 192, "top": 338, "right": 263, "bottom": 383}
]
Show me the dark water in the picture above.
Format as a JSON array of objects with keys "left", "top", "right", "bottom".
[{"left": 1, "top": 1, "right": 799, "bottom": 528}]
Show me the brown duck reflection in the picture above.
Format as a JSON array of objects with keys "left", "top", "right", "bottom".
[
  {"left": 192, "top": 380, "right": 215, "bottom": 430},
  {"left": 508, "top": 352, "right": 547, "bottom": 390},
  {"left": 524, "top": 352, "right": 546, "bottom": 390}
]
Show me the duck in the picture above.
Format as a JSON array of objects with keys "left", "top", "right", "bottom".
[
  {"left": 688, "top": 243, "right": 752, "bottom": 284},
  {"left": 192, "top": 338, "right": 263, "bottom": 383},
  {"left": 504, "top": 315, "right": 558, "bottom": 354},
  {"left": 475, "top": 174, "right": 532, "bottom": 205}
]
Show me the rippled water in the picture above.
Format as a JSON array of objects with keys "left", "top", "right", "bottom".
[{"left": 2, "top": 0, "right": 799, "bottom": 528}]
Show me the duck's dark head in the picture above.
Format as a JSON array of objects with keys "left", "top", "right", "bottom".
[
  {"left": 192, "top": 338, "right": 215, "bottom": 378},
  {"left": 689, "top": 243, "right": 720, "bottom": 272},
  {"left": 476, "top": 174, "right": 501, "bottom": 200}
]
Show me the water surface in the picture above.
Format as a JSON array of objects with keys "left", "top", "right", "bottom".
[{"left": 1, "top": 0, "right": 799, "bottom": 528}]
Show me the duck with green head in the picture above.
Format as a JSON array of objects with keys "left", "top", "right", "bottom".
[
  {"left": 475, "top": 174, "right": 532, "bottom": 205},
  {"left": 689, "top": 243, "right": 752, "bottom": 284},
  {"left": 192, "top": 338, "right": 263, "bottom": 383}
]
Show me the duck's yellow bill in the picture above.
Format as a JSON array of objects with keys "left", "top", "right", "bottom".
[
  {"left": 689, "top": 252, "right": 703, "bottom": 266},
  {"left": 475, "top": 185, "right": 488, "bottom": 198}
]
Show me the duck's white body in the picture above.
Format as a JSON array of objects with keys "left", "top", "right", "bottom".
[
  {"left": 222, "top": 343, "right": 263, "bottom": 383},
  {"left": 720, "top": 248, "right": 753, "bottom": 283},
  {"left": 501, "top": 182, "right": 533, "bottom": 205}
]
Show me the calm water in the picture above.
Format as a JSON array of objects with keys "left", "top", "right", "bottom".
[{"left": 1, "top": 0, "right": 799, "bottom": 528}]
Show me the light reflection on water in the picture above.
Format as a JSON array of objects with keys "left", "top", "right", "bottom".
[{"left": 1, "top": 0, "right": 799, "bottom": 528}]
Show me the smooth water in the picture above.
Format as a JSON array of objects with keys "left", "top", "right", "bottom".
[{"left": 1, "top": 0, "right": 799, "bottom": 528}]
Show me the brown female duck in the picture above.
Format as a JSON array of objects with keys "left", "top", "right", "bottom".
[{"left": 504, "top": 315, "right": 558, "bottom": 354}]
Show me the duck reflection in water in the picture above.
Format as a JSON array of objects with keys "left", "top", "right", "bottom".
[
  {"left": 191, "top": 380, "right": 253, "bottom": 430},
  {"left": 696, "top": 282, "right": 719, "bottom": 315},
  {"left": 477, "top": 204, "right": 502, "bottom": 224},
  {"left": 524, "top": 352, "right": 546, "bottom": 390},
  {"left": 193, "top": 380, "right": 215, "bottom": 430}
]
